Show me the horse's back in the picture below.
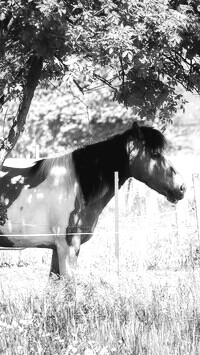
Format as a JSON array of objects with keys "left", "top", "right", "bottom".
[{"left": 3, "top": 158, "right": 36, "bottom": 169}]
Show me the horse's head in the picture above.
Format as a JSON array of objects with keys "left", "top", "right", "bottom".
[{"left": 127, "top": 122, "right": 186, "bottom": 203}]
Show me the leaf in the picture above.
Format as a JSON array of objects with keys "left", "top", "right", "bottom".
[
  {"left": 0, "top": 13, "right": 5, "bottom": 21},
  {"left": 122, "top": 51, "right": 129, "bottom": 58},
  {"left": 127, "top": 52, "right": 133, "bottom": 61}
]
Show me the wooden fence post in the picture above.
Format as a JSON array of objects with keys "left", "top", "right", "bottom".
[
  {"left": 176, "top": 193, "right": 188, "bottom": 241},
  {"left": 192, "top": 173, "right": 200, "bottom": 241},
  {"left": 114, "top": 171, "right": 119, "bottom": 276}
]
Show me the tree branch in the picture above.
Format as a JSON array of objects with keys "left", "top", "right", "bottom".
[
  {"left": 0, "top": 55, "right": 43, "bottom": 167},
  {"left": 93, "top": 73, "right": 117, "bottom": 92}
]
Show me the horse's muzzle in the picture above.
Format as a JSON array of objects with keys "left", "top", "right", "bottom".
[
  {"left": 167, "top": 183, "right": 186, "bottom": 203},
  {"left": 179, "top": 183, "right": 186, "bottom": 199}
]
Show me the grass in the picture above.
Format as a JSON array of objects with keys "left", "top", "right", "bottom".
[{"left": 1, "top": 270, "right": 200, "bottom": 354}]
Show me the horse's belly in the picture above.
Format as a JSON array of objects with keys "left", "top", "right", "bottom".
[{"left": 0, "top": 184, "right": 76, "bottom": 248}]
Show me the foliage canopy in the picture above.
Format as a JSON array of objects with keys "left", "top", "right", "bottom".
[{"left": 0, "top": 0, "right": 200, "bottom": 159}]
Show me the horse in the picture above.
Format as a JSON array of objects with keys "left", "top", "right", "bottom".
[{"left": 0, "top": 122, "right": 186, "bottom": 278}]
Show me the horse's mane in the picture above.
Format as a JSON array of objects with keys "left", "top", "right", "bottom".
[
  {"left": 39, "top": 154, "right": 73, "bottom": 176},
  {"left": 36, "top": 154, "right": 77, "bottom": 190},
  {"left": 124, "top": 125, "right": 167, "bottom": 154},
  {"left": 139, "top": 126, "right": 167, "bottom": 153}
]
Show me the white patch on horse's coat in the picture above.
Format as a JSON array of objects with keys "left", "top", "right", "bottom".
[
  {"left": 8, "top": 220, "right": 12, "bottom": 233},
  {"left": 0, "top": 154, "right": 81, "bottom": 252},
  {"left": 50, "top": 166, "right": 67, "bottom": 175},
  {"left": 0, "top": 171, "right": 8, "bottom": 178},
  {"left": 11, "top": 175, "right": 23, "bottom": 184},
  {"left": 4, "top": 198, "right": 9, "bottom": 206},
  {"left": 36, "top": 193, "right": 44, "bottom": 199},
  {"left": 58, "top": 193, "right": 63, "bottom": 203},
  {"left": 73, "top": 214, "right": 79, "bottom": 224},
  {"left": 27, "top": 194, "right": 32, "bottom": 204},
  {"left": 50, "top": 167, "right": 67, "bottom": 186},
  {"left": 24, "top": 185, "right": 30, "bottom": 190},
  {"left": 4, "top": 158, "right": 36, "bottom": 169}
]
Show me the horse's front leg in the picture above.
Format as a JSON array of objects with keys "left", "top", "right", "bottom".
[{"left": 55, "top": 234, "right": 81, "bottom": 279}]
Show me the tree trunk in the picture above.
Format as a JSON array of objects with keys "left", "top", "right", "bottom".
[{"left": 0, "top": 55, "right": 43, "bottom": 169}]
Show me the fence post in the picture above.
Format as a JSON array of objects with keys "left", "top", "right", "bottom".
[
  {"left": 192, "top": 173, "right": 200, "bottom": 241},
  {"left": 114, "top": 171, "right": 119, "bottom": 276},
  {"left": 176, "top": 194, "right": 188, "bottom": 241}
]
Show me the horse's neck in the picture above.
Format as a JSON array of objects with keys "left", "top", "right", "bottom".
[{"left": 73, "top": 136, "right": 129, "bottom": 204}]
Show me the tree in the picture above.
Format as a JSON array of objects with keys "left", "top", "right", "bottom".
[{"left": 0, "top": 0, "right": 200, "bottom": 165}]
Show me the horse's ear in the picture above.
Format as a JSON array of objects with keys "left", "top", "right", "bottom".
[{"left": 132, "top": 121, "right": 143, "bottom": 140}]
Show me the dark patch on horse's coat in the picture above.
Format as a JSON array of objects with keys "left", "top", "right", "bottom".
[
  {"left": 66, "top": 197, "right": 82, "bottom": 246},
  {"left": 0, "top": 233, "right": 14, "bottom": 247},
  {"left": 73, "top": 133, "right": 129, "bottom": 203},
  {"left": 0, "top": 159, "right": 47, "bottom": 208},
  {"left": 35, "top": 243, "right": 56, "bottom": 249},
  {"left": 0, "top": 202, "right": 8, "bottom": 225}
]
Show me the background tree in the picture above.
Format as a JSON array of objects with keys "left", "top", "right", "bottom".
[{"left": 0, "top": 0, "right": 200, "bottom": 162}]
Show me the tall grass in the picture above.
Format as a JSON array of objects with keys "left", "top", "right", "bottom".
[{"left": 1, "top": 270, "right": 200, "bottom": 354}]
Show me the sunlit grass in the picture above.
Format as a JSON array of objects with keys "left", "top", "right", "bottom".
[{"left": 0, "top": 270, "right": 200, "bottom": 354}]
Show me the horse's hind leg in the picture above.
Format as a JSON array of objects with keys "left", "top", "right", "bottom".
[{"left": 49, "top": 249, "right": 60, "bottom": 277}]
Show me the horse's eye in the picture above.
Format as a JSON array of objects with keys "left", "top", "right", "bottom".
[
  {"left": 170, "top": 166, "right": 176, "bottom": 175},
  {"left": 152, "top": 153, "right": 160, "bottom": 159}
]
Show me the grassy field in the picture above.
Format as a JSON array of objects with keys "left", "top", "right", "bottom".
[{"left": 1, "top": 267, "right": 200, "bottom": 355}]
